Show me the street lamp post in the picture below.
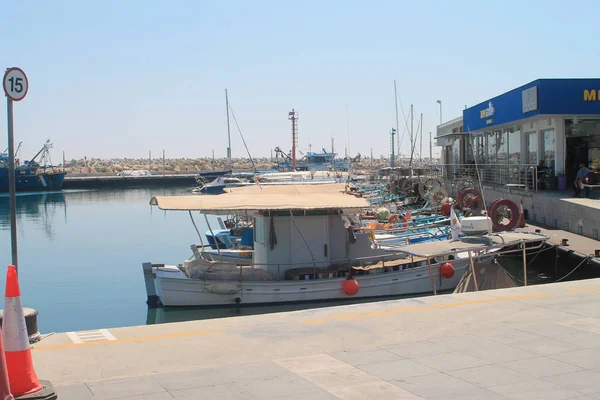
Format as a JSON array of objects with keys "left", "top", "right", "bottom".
[{"left": 436, "top": 100, "right": 442, "bottom": 125}]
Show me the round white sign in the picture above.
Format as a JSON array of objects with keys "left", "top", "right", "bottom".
[{"left": 3, "top": 67, "right": 28, "bottom": 102}]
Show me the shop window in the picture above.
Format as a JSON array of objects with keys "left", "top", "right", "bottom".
[
  {"left": 477, "top": 135, "right": 484, "bottom": 163},
  {"left": 589, "top": 136, "right": 600, "bottom": 170},
  {"left": 462, "top": 136, "right": 473, "bottom": 164},
  {"left": 486, "top": 131, "right": 496, "bottom": 163},
  {"left": 542, "top": 129, "right": 555, "bottom": 171},
  {"left": 526, "top": 132, "right": 537, "bottom": 164},
  {"left": 508, "top": 129, "right": 521, "bottom": 164},
  {"left": 452, "top": 140, "right": 460, "bottom": 165},
  {"left": 496, "top": 130, "right": 508, "bottom": 164},
  {"left": 471, "top": 134, "right": 484, "bottom": 163}
]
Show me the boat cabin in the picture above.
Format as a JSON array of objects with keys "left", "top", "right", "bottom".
[{"left": 150, "top": 184, "right": 393, "bottom": 280}]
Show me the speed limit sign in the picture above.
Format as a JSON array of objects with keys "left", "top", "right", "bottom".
[{"left": 3, "top": 67, "right": 28, "bottom": 102}]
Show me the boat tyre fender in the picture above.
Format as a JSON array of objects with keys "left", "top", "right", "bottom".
[
  {"left": 440, "top": 203, "right": 452, "bottom": 217},
  {"left": 489, "top": 199, "right": 519, "bottom": 232},
  {"left": 458, "top": 188, "right": 482, "bottom": 210}
]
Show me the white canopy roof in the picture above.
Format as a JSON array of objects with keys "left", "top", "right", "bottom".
[{"left": 150, "top": 184, "right": 369, "bottom": 214}]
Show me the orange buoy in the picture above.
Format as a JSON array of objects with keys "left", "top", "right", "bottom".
[
  {"left": 440, "top": 262, "right": 455, "bottom": 279},
  {"left": 343, "top": 278, "right": 359, "bottom": 295}
]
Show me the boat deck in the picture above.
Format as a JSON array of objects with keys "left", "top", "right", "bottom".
[{"left": 34, "top": 277, "right": 600, "bottom": 399}]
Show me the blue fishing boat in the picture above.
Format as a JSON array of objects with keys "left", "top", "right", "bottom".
[{"left": 0, "top": 140, "right": 66, "bottom": 192}]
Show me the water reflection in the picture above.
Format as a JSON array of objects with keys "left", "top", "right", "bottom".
[
  {"left": 0, "top": 191, "right": 67, "bottom": 239},
  {"left": 144, "top": 293, "right": 453, "bottom": 325}
]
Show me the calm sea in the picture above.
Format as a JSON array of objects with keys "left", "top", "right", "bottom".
[
  {"left": 0, "top": 186, "right": 569, "bottom": 333},
  {"left": 0, "top": 186, "right": 221, "bottom": 333}
]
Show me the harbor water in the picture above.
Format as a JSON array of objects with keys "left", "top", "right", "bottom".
[
  {"left": 0, "top": 187, "right": 208, "bottom": 333},
  {"left": 0, "top": 187, "right": 579, "bottom": 333}
]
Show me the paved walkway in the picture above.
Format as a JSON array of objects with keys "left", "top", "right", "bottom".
[{"left": 32, "top": 278, "right": 600, "bottom": 399}]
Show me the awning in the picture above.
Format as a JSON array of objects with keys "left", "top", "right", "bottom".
[{"left": 150, "top": 184, "right": 369, "bottom": 214}]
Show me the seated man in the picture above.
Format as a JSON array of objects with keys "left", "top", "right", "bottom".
[{"left": 574, "top": 163, "right": 591, "bottom": 197}]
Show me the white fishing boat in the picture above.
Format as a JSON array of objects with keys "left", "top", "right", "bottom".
[{"left": 142, "top": 185, "right": 548, "bottom": 307}]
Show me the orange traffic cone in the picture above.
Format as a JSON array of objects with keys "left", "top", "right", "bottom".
[
  {"left": 0, "top": 321, "right": 15, "bottom": 400},
  {"left": 3, "top": 266, "right": 56, "bottom": 399},
  {"left": 518, "top": 198, "right": 526, "bottom": 228}
]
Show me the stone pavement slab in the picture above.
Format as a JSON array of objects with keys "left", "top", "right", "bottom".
[{"left": 32, "top": 278, "right": 600, "bottom": 399}]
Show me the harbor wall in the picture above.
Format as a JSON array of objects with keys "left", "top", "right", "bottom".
[
  {"left": 482, "top": 185, "right": 600, "bottom": 241},
  {"left": 438, "top": 179, "right": 600, "bottom": 240}
]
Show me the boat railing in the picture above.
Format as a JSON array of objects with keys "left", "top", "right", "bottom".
[
  {"left": 219, "top": 232, "right": 549, "bottom": 284},
  {"left": 373, "top": 230, "right": 449, "bottom": 247},
  {"left": 357, "top": 222, "right": 449, "bottom": 237}
]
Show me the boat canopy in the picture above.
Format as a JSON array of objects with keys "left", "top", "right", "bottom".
[
  {"left": 394, "top": 231, "right": 548, "bottom": 257},
  {"left": 150, "top": 184, "right": 368, "bottom": 214}
]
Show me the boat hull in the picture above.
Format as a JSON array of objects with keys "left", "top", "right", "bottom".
[
  {"left": 0, "top": 171, "right": 66, "bottom": 192},
  {"left": 198, "top": 184, "right": 226, "bottom": 194},
  {"left": 146, "top": 260, "right": 469, "bottom": 307}
]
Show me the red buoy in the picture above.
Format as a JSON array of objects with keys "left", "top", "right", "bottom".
[
  {"left": 343, "top": 278, "right": 359, "bottom": 295},
  {"left": 440, "top": 204, "right": 452, "bottom": 217},
  {"left": 440, "top": 262, "right": 455, "bottom": 279}
]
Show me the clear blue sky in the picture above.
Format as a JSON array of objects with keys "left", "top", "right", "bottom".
[{"left": 1, "top": 0, "right": 598, "bottom": 160}]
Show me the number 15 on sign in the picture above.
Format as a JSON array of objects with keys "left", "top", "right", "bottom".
[{"left": 3, "top": 67, "right": 29, "bottom": 102}]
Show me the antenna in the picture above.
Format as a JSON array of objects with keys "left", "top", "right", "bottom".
[{"left": 288, "top": 109, "right": 299, "bottom": 170}]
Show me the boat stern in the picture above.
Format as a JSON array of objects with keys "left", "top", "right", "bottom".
[{"left": 142, "top": 262, "right": 161, "bottom": 308}]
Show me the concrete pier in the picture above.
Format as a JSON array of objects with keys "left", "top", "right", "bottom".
[
  {"left": 62, "top": 170, "right": 231, "bottom": 189},
  {"left": 528, "top": 223, "right": 600, "bottom": 258},
  {"left": 32, "top": 278, "right": 600, "bottom": 399}
]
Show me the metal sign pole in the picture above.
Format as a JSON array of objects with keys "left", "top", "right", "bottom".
[
  {"left": 4, "top": 66, "right": 29, "bottom": 275},
  {"left": 7, "top": 97, "right": 18, "bottom": 272}
]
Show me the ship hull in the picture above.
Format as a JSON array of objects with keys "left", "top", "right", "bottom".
[{"left": 0, "top": 171, "right": 66, "bottom": 192}]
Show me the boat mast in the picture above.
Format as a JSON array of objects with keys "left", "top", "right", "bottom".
[
  {"left": 394, "top": 80, "right": 400, "bottom": 165},
  {"left": 420, "top": 113, "right": 423, "bottom": 162},
  {"left": 429, "top": 132, "right": 433, "bottom": 163},
  {"left": 225, "top": 89, "right": 232, "bottom": 171},
  {"left": 409, "top": 104, "right": 414, "bottom": 168}
]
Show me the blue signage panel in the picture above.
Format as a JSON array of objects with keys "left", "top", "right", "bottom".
[
  {"left": 463, "top": 78, "right": 600, "bottom": 132},
  {"left": 539, "top": 79, "right": 600, "bottom": 115},
  {"left": 463, "top": 80, "right": 541, "bottom": 132}
]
